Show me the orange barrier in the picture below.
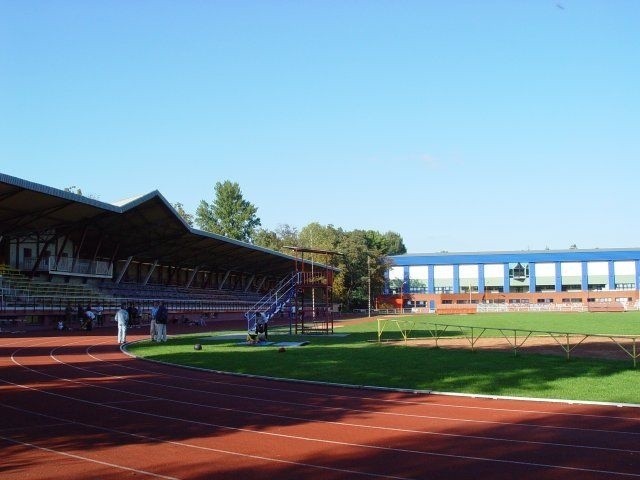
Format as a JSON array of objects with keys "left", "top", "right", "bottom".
[
  {"left": 587, "top": 302, "right": 625, "bottom": 313},
  {"left": 436, "top": 306, "right": 476, "bottom": 315}
]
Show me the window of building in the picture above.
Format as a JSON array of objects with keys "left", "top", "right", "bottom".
[
  {"left": 434, "top": 286, "right": 453, "bottom": 294},
  {"left": 562, "top": 284, "right": 581, "bottom": 292},
  {"left": 536, "top": 285, "right": 555, "bottom": 292},
  {"left": 509, "top": 262, "right": 529, "bottom": 280}
]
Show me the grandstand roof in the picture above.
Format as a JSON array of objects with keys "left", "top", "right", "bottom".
[{"left": 0, "top": 172, "right": 306, "bottom": 278}]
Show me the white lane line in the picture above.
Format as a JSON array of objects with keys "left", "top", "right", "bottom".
[
  {"left": 2, "top": 380, "right": 640, "bottom": 479},
  {"left": 8, "top": 339, "right": 640, "bottom": 478},
  {"left": 0, "top": 404, "right": 410, "bottom": 480},
  {"left": 97, "top": 343, "right": 640, "bottom": 419},
  {"left": 0, "top": 435, "right": 179, "bottom": 480},
  {"left": 49, "top": 345, "right": 640, "bottom": 443}
]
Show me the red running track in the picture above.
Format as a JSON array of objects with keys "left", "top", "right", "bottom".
[{"left": 1, "top": 328, "right": 640, "bottom": 480}]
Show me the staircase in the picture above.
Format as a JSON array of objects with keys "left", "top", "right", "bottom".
[{"left": 245, "top": 272, "right": 300, "bottom": 333}]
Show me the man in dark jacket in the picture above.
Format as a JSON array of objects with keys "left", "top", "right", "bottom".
[{"left": 155, "top": 301, "right": 168, "bottom": 342}]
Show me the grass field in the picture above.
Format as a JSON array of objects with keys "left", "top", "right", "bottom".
[{"left": 128, "top": 311, "right": 640, "bottom": 405}]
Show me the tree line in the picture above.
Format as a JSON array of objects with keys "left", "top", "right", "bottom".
[{"left": 175, "top": 180, "right": 406, "bottom": 310}]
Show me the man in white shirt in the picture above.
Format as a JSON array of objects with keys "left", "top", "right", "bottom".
[{"left": 115, "top": 305, "right": 129, "bottom": 344}]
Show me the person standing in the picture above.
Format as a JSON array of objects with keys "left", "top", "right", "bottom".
[
  {"left": 94, "top": 304, "right": 104, "bottom": 326},
  {"left": 150, "top": 301, "right": 159, "bottom": 341},
  {"left": 155, "top": 301, "right": 168, "bottom": 342},
  {"left": 84, "top": 308, "right": 95, "bottom": 331},
  {"left": 115, "top": 304, "right": 129, "bottom": 344}
]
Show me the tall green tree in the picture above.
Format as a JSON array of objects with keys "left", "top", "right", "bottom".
[
  {"left": 173, "top": 202, "right": 194, "bottom": 227},
  {"left": 251, "top": 218, "right": 407, "bottom": 310},
  {"left": 195, "top": 181, "right": 261, "bottom": 242},
  {"left": 381, "top": 231, "right": 407, "bottom": 255},
  {"left": 298, "top": 223, "right": 342, "bottom": 262},
  {"left": 253, "top": 224, "right": 299, "bottom": 252}
]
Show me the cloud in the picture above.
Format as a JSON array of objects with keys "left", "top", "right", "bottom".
[{"left": 419, "top": 153, "right": 440, "bottom": 169}]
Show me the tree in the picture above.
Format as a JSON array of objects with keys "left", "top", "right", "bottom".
[
  {"left": 64, "top": 185, "right": 99, "bottom": 200},
  {"left": 381, "top": 231, "right": 407, "bottom": 255},
  {"left": 195, "top": 181, "right": 261, "bottom": 242},
  {"left": 64, "top": 185, "right": 83, "bottom": 196},
  {"left": 299, "top": 223, "right": 342, "bottom": 261},
  {"left": 172, "top": 202, "right": 194, "bottom": 227},
  {"left": 253, "top": 224, "right": 299, "bottom": 253}
]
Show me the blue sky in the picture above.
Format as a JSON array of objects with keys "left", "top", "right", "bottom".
[{"left": 1, "top": 1, "right": 638, "bottom": 253}]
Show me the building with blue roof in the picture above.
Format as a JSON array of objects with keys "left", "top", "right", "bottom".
[{"left": 381, "top": 249, "right": 640, "bottom": 312}]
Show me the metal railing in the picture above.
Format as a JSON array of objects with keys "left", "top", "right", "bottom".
[
  {"left": 245, "top": 272, "right": 299, "bottom": 332},
  {"left": 376, "top": 320, "right": 640, "bottom": 367}
]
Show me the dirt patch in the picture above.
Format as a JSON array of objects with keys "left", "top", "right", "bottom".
[{"left": 400, "top": 334, "right": 637, "bottom": 362}]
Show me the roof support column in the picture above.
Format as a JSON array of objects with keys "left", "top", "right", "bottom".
[
  {"left": 71, "top": 226, "right": 87, "bottom": 272},
  {"left": 91, "top": 237, "right": 103, "bottom": 263},
  {"left": 115, "top": 256, "right": 133, "bottom": 284},
  {"left": 32, "top": 234, "right": 56, "bottom": 273},
  {"left": 478, "top": 264, "right": 485, "bottom": 293},
  {"left": 219, "top": 270, "right": 231, "bottom": 290},
  {"left": 143, "top": 260, "right": 158, "bottom": 285},
  {"left": 186, "top": 266, "right": 199, "bottom": 288},
  {"left": 244, "top": 274, "right": 255, "bottom": 292},
  {"left": 256, "top": 276, "right": 266, "bottom": 292},
  {"left": 55, "top": 235, "right": 69, "bottom": 268}
]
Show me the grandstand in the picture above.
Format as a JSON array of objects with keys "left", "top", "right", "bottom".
[{"left": 0, "top": 172, "right": 324, "bottom": 329}]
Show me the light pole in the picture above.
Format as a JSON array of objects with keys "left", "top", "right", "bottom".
[{"left": 367, "top": 256, "right": 371, "bottom": 318}]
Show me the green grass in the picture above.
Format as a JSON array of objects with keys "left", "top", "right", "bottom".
[
  {"left": 128, "top": 312, "right": 640, "bottom": 405},
  {"left": 414, "top": 311, "right": 640, "bottom": 335}
]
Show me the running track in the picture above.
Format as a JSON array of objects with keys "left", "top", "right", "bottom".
[{"left": 1, "top": 328, "right": 640, "bottom": 479}]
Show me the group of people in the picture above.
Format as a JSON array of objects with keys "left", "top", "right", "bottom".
[
  {"left": 58, "top": 301, "right": 171, "bottom": 344},
  {"left": 149, "top": 301, "right": 169, "bottom": 343},
  {"left": 114, "top": 301, "right": 168, "bottom": 344},
  {"left": 57, "top": 301, "right": 215, "bottom": 344},
  {"left": 60, "top": 303, "right": 104, "bottom": 332}
]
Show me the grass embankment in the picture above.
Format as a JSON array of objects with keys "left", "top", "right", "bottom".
[{"left": 128, "top": 312, "right": 640, "bottom": 405}]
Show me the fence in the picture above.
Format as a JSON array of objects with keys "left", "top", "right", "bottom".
[{"left": 376, "top": 320, "right": 640, "bottom": 367}]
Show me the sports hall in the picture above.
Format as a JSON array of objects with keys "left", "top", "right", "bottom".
[{"left": 2, "top": 172, "right": 639, "bottom": 479}]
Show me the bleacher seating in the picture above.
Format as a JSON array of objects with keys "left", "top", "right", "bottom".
[
  {"left": 0, "top": 263, "right": 266, "bottom": 322},
  {"left": 1, "top": 264, "right": 107, "bottom": 310}
]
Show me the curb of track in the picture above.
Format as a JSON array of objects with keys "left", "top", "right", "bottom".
[{"left": 121, "top": 339, "right": 640, "bottom": 410}]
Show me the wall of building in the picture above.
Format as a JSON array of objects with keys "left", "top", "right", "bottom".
[{"left": 381, "top": 248, "right": 640, "bottom": 310}]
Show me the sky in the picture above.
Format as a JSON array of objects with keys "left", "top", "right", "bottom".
[{"left": 1, "top": 1, "right": 639, "bottom": 253}]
